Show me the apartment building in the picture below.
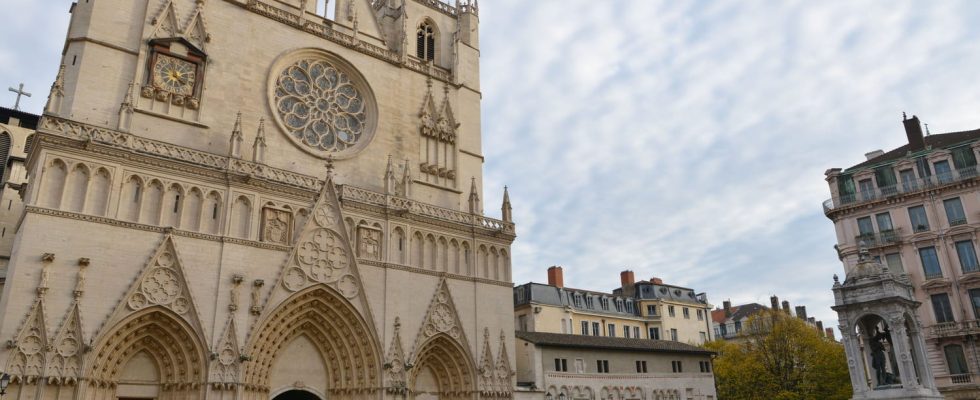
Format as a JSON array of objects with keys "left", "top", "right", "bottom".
[
  {"left": 823, "top": 114, "right": 980, "bottom": 398},
  {"left": 514, "top": 267, "right": 714, "bottom": 345},
  {"left": 711, "top": 296, "right": 834, "bottom": 341}
]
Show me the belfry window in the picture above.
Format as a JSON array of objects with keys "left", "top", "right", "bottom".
[{"left": 417, "top": 22, "right": 435, "bottom": 61}]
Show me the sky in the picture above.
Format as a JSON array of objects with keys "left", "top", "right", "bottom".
[{"left": 3, "top": 1, "right": 980, "bottom": 334}]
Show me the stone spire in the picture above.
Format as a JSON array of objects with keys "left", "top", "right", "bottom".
[
  {"left": 252, "top": 118, "right": 267, "bottom": 163},
  {"left": 384, "top": 155, "right": 397, "bottom": 195},
  {"left": 117, "top": 81, "right": 136, "bottom": 132},
  {"left": 401, "top": 159, "right": 413, "bottom": 197},
  {"left": 468, "top": 177, "right": 481, "bottom": 214},
  {"left": 229, "top": 112, "right": 243, "bottom": 158},
  {"left": 45, "top": 64, "right": 66, "bottom": 116},
  {"left": 501, "top": 186, "right": 512, "bottom": 222}
]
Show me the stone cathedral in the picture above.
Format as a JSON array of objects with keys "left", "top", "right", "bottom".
[{"left": 0, "top": 0, "right": 518, "bottom": 399}]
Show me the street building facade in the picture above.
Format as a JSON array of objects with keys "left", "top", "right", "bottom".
[{"left": 824, "top": 115, "right": 980, "bottom": 398}]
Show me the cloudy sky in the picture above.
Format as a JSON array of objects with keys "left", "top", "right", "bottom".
[{"left": 3, "top": 1, "right": 980, "bottom": 332}]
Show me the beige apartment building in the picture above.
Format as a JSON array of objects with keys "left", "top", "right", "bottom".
[
  {"left": 824, "top": 115, "right": 980, "bottom": 398},
  {"left": 514, "top": 267, "right": 714, "bottom": 346},
  {"left": 512, "top": 268, "right": 716, "bottom": 399},
  {"left": 0, "top": 1, "right": 519, "bottom": 399}
]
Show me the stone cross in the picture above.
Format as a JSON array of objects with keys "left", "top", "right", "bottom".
[{"left": 8, "top": 83, "right": 31, "bottom": 110}]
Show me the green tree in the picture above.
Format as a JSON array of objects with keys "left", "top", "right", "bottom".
[{"left": 705, "top": 310, "right": 851, "bottom": 400}]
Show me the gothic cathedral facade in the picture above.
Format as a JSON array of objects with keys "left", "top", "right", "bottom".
[{"left": 0, "top": 0, "right": 517, "bottom": 399}]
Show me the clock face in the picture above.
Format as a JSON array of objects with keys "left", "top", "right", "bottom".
[{"left": 152, "top": 54, "right": 196, "bottom": 96}]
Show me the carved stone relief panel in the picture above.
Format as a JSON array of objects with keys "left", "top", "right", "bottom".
[
  {"left": 261, "top": 206, "right": 293, "bottom": 245},
  {"left": 357, "top": 225, "right": 383, "bottom": 261}
]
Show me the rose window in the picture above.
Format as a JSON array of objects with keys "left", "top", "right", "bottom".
[{"left": 273, "top": 57, "right": 369, "bottom": 155}]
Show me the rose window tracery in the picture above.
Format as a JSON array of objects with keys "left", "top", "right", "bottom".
[{"left": 273, "top": 57, "right": 369, "bottom": 155}]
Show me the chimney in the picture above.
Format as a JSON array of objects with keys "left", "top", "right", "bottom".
[
  {"left": 903, "top": 114, "right": 926, "bottom": 152},
  {"left": 650, "top": 277, "right": 664, "bottom": 284},
  {"left": 620, "top": 270, "right": 636, "bottom": 297},
  {"left": 723, "top": 300, "right": 732, "bottom": 318},
  {"left": 825, "top": 327, "right": 835, "bottom": 340},
  {"left": 547, "top": 266, "right": 564, "bottom": 288},
  {"left": 770, "top": 295, "right": 779, "bottom": 310},
  {"left": 808, "top": 317, "right": 816, "bottom": 326},
  {"left": 781, "top": 300, "right": 791, "bottom": 314},
  {"left": 795, "top": 306, "right": 807, "bottom": 320},
  {"left": 864, "top": 150, "right": 885, "bottom": 161}
]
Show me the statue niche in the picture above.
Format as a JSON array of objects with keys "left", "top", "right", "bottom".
[{"left": 858, "top": 315, "right": 901, "bottom": 388}]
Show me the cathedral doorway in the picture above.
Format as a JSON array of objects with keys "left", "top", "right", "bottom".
[
  {"left": 272, "top": 389, "right": 322, "bottom": 400},
  {"left": 409, "top": 334, "right": 475, "bottom": 400}
]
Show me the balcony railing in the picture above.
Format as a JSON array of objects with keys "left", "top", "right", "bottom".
[
  {"left": 855, "top": 229, "right": 902, "bottom": 248},
  {"left": 936, "top": 373, "right": 974, "bottom": 386},
  {"left": 824, "top": 166, "right": 980, "bottom": 213},
  {"left": 927, "top": 320, "right": 980, "bottom": 339}
]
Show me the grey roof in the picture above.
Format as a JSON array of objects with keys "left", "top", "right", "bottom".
[
  {"left": 845, "top": 128, "right": 980, "bottom": 172},
  {"left": 515, "top": 331, "right": 715, "bottom": 356}
]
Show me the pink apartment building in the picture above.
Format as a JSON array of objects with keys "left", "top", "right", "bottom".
[{"left": 824, "top": 114, "right": 980, "bottom": 398}]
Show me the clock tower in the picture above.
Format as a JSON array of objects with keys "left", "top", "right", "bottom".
[{"left": 0, "top": 1, "right": 516, "bottom": 399}]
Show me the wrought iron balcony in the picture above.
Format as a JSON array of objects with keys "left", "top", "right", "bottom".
[
  {"left": 936, "top": 373, "right": 974, "bottom": 386},
  {"left": 854, "top": 229, "right": 902, "bottom": 248},
  {"left": 824, "top": 166, "right": 980, "bottom": 214}
]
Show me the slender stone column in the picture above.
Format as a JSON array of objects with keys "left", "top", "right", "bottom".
[
  {"left": 842, "top": 327, "right": 869, "bottom": 394},
  {"left": 889, "top": 323, "right": 918, "bottom": 389}
]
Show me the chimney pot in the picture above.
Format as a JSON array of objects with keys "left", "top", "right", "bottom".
[
  {"left": 547, "top": 266, "right": 564, "bottom": 288},
  {"left": 903, "top": 115, "right": 926, "bottom": 151},
  {"left": 817, "top": 321, "right": 824, "bottom": 332},
  {"left": 825, "top": 327, "right": 835, "bottom": 340},
  {"left": 795, "top": 306, "right": 808, "bottom": 320},
  {"left": 650, "top": 277, "right": 664, "bottom": 285},
  {"left": 620, "top": 270, "right": 636, "bottom": 297}
]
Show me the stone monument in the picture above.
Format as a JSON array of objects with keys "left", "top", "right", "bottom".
[{"left": 832, "top": 246, "right": 943, "bottom": 399}]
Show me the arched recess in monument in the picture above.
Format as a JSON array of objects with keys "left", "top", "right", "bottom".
[
  {"left": 272, "top": 389, "right": 323, "bottom": 400},
  {"left": 243, "top": 284, "right": 382, "bottom": 398},
  {"left": 410, "top": 333, "right": 476, "bottom": 400},
  {"left": 84, "top": 306, "right": 207, "bottom": 399},
  {"left": 855, "top": 313, "right": 903, "bottom": 389}
]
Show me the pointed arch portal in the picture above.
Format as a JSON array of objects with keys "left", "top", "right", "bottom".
[
  {"left": 411, "top": 333, "right": 476, "bottom": 400},
  {"left": 273, "top": 389, "right": 322, "bottom": 400}
]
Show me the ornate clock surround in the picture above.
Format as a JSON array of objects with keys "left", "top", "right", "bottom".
[{"left": 142, "top": 38, "right": 207, "bottom": 110}]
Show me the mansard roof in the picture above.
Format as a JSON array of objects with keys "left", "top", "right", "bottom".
[
  {"left": 845, "top": 128, "right": 980, "bottom": 172},
  {"left": 515, "top": 331, "right": 714, "bottom": 356}
]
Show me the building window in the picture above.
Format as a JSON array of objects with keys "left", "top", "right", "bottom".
[
  {"left": 572, "top": 294, "right": 582, "bottom": 308},
  {"left": 592, "top": 322, "right": 600, "bottom": 336},
  {"left": 909, "top": 205, "right": 930, "bottom": 232},
  {"left": 857, "top": 216, "right": 875, "bottom": 238},
  {"left": 614, "top": 299, "right": 623, "bottom": 312},
  {"left": 671, "top": 360, "right": 683, "bottom": 373},
  {"left": 554, "top": 358, "right": 568, "bottom": 372},
  {"left": 624, "top": 326, "right": 631, "bottom": 338},
  {"left": 700, "top": 331, "right": 707, "bottom": 342},
  {"left": 596, "top": 360, "right": 609, "bottom": 373},
  {"left": 668, "top": 306, "right": 676, "bottom": 317},
  {"left": 670, "top": 328, "right": 678, "bottom": 341},
  {"left": 581, "top": 321, "right": 589, "bottom": 335},
  {"left": 608, "top": 324, "right": 616, "bottom": 337},
  {"left": 649, "top": 327, "right": 660, "bottom": 340},
  {"left": 517, "top": 315, "right": 528, "bottom": 332},
  {"left": 935, "top": 160, "right": 953, "bottom": 183},
  {"left": 734, "top": 321, "right": 742, "bottom": 333},
  {"left": 885, "top": 252, "right": 904, "bottom": 273},
  {"left": 944, "top": 197, "right": 968, "bottom": 226},
  {"left": 699, "top": 361, "right": 712, "bottom": 373},
  {"left": 634, "top": 326, "right": 640, "bottom": 338},
  {"left": 919, "top": 246, "right": 943, "bottom": 279},
  {"left": 683, "top": 308, "right": 690, "bottom": 319},
  {"left": 697, "top": 309, "right": 704, "bottom": 321},
  {"left": 945, "top": 345, "right": 970, "bottom": 375},
  {"left": 970, "top": 289, "right": 980, "bottom": 319},
  {"left": 900, "top": 169, "right": 917, "bottom": 191},
  {"left": 647, "top": 305, "right": 658, "bottom": 316},
  {"left": 599, "top": 298, "right": 609, "bottom": 310},
  {"left": 560, "top": 318, "right": 567, "bottom": 334},
  {"left": 859, "top": 178, "right": 875, "bottom": 200},
  {"left": 416, "top": 22, "right": 435, "bottom": 61},
  {"left": 956, "top": 240, "right": 980, "bottom": 273},
  {"left": 584, "top": 296, "right": 594, "bottom": 309},
  {"left": 931, "top": 293, "right": 955, "bottom": 323},
  {"left": 876, "top": 212, "right": 894, "bottom": 232},
  {"left": 635, "top": 360, "right": 648, "bottom": 373}
]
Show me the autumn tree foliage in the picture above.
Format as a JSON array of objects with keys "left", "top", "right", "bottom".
[{"left": 705, "top": 310, "right": 851, "bottom": 400}]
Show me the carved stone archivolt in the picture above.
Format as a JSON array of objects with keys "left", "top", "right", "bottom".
[
  {"left": 242, "top": 285, "right": 382, "bottom": 396},
  {"left": 407, "top": 278, "right": 476, "bottom": 399}
]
